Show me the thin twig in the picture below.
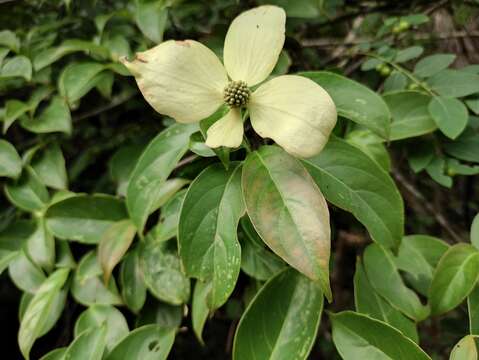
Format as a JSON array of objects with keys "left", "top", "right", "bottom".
[{"left": 174, "top": 154, "right": 198, "bottom": 170}]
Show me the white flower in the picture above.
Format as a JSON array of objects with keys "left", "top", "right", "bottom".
[{"left": 122, "top": 5, "right": 337, "bottom": 158}]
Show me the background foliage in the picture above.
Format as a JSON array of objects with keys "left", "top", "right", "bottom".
[{"left": 1, "top": 0, "right": 479, "bottom": 359}]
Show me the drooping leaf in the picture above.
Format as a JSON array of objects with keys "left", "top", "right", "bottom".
[
  {"left": 383, "top": 91, "right": 436, "bottom": 140},
  {"left": 428, "top": 96, "right": 468, "bottom": 139},
  {"left": 45, "top": 194, "right": 128, "bottom": 244},
  {"left": 429, "top": 244, "right": 479, "bottom": 315},
  {"left": 98, "top": 220, "right": 136, "bottom": 283},
  {"left": 233, "top": 269, "right": 324, "bottom": 360},
  {"left": 330, "top": 311, "right": 431, "bottom": 360},
  {"left": 354, "top": 259, "right": 418, "bottom": 342},
  {"left": 0, "top": 139, "right": 22, "bottom": 178},
  {"left": 242, "top": 146, "right": 331, "bottom": 299},
  {"left": 300, "top": 71, "right": 391, "bottom": 139},
  {"left": 127, "top": 123, "right": 197, "bottom": 233},
  {"left": 74, "top": 305, "right": 129, "bottom": 354},
  {"left": 179, "top": 163, "right": 244, "bottom": 309},
  {"left": 105, "top": 324, "right": 175, "bottom": 360},
  {"left": 303, "top": 136, "right": 403, "bottom": 249},
  {"left": 18, "top": 268, "right": 70, "bottom": 360},
  {"left": 363, "top": 244, "right": 429, "bottom": 321}
]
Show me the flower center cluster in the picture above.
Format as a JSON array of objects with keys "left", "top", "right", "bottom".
[{"left": 223, "top": 80, "right": 250, "bottom": 107}]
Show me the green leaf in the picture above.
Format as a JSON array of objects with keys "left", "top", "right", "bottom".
[
  {"left": 192, "top": 280, "right": 211, "bottom": 344},
  {"left": 408, "top": 140, "right": 435, "bottom": 172},
  {"left": 21, "top": 96, "right": 72, "bottom": 134},
  {"left": 300, "top": 71, "right": 391, "bottom": 139},
  {"left": 31, "top": 144, "right": 68, "bottom": 189},
  {"left": 140, "top": 235, "right": 190, "bottom": 305},
  {"left": 426, "top": 157, "right": 452, "bottom": 188},
  {"left": 26, "top": 219, "right": 55, "bottom": 271},
  {"left": 9, "top": 250, "right": 46, "bottom": 293},
  {"left": 363, "top": 244, "right": 429, "bottom": 321},
  {"left": 72, "top": 251, "right": 122, "bottom": 306},
  {"left": 450, "top": 336, "right": 478, "bottom": 360},
  {"left": 63, "top": 326, "right": 107, "bottom": 360},
  {"left": 135, "top": 0, "right": 169, "bottom": 44},
  {"left": 414, "top": 54, "right": 456, "bottom": 78},
  {"left": 345, "top": 130, "right": 391, "bottom": 171},
  {"left": 34, "top": 39, "right": 109, "bottom": 71},
  {"left": 109, "top": 143, "right": 145, "bottom": 196},
  {"left": 74, "top": 305, "right": 129, "bottom": 354},
  {"left": 233, "top": 269, "right": 324, "bottom": 360},
  {"left": 120, "top": 247, "right": 147, "bottom": 313},
  {"left": 39, "top": 348, "right": 67, "bottom": 360},
  {"left": 45, "top": 194, "right": 128, "bottom": 244},
  {"left": 136, "top": 300, "right": 182, "bottom": 329},
  {"left": 5, "top": 167, "right": 49, "bottom": 211},
  {"left": 0, "top": 139, "right": 21, "bottom": 178},
  {"left": 383, "top": 71, "right": 407, "bottom": 93},
  {"left": 468, "top": 285, "right": 479, "bottom": 335},
  {"left": 354, "top": 259, "right": 418, "bottom": 342},
  {"left": 153, "top": 189, "right": 186, "bottom": 243},
  {"left": 472, "top": 214, "right": 479, "bottom": 249},
  {"left": 429, "top": 244, "right": 479, "bottom": 315},
  {"left": 427, "top": 70, "right": 479, "bottom": 98},
  {"left": 240, "top": 216, "right": 285, "bottom": 281},
  {"left": 3, "top": 99, "right": 30, "bottom": 133},
  {"left": 58, "top": 62, "right": 106, "bottom": 104},
  {"left": 383, "top": 91, "right": 437, "bottom": 140},
  {"left": 428, "top": 96, "right": 468, "bottom": 139},
  {"left": 127, "top": 123, "right": 197, "bottom": 233},
  {"left": 466, "top": 99, "right": 479, "bottom": 115},
  {"left": 243, "top": 146, "right": 331, "bottom": 298},
  {"left": 330, "top": 311, "right": 431, "bottom": 360},
  {"left": 444, "top": 128, "right": 479, "bottom": 163},
  {"left": 18, "top": 268, "right": 70, "bottom": 360},
  {"left": 1, "top": 55, "right": 32, "bottom": 81},
  {"left": 105, "top": 324, "right": 175, "bottom": 360},
  {"left": 0, "top": 220, "right": 36, "bottom": 274},
  {"left": 303, "top": 136, "right": 404, "bottom": 249},
  {"left": 179, "top": 162, "right": 244, "bottom": 308},
  {"left": 395, "top": 235, "right": 449, "bottom": 296},
  {"left": 0, "top": 30, "right": 19, "bottom": 52},
  {"left": 395, "top": 46, "right": 423, "bottom": 63},
  {"left": 99, "top": 220, "right": 136, "bottom": 283},
  {"left": 258, "top": 0, "right": 320, "bottom": 18}
]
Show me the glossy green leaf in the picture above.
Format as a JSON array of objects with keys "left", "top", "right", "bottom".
[
  {"left": 74, "top": 305, "right": 129, "bottom": 353},
  {"left": 192, "top": 280, "right": 211, "bottom": 344},
  {"left": 64, "top": 326, "right": 107, "bottom": 360},
  {"left": 414, "top": 54, "right": 456, "bottom": 78},
  {"left": 345, "top": 130, "right": 391, "bottom": 171},
  {"left": 428, "top": 96, "right": 468, "bottom": 139},
  {"left": 383, "top": 91, "right": 437, "bottom": 140},
  {"left": 244, "top": 146, "right": 331, "bottom": 298},
  {"left": 21, "top": 96, "right": 72, "bottom": 134},
  {"left": 472, "top": 214, "right": 479, "bottom": 250},
  {"left": 0, "top": 220, "right": 36, "bottom": 274},
  {"left": 9, "top": 250, "right": 46, "bottom": 293},
  {"left": 0, "top": 139, "right": 21, "bottom": 178},
  {"left": 303, "top": 136, "right": 403, "bottom": 249},
  {"left": 34, "top": 39, "right": 109, "bottom": 71},
  {"left": 233, "top": 269, "right": 324, "bottom": 360},
  {"left": 140, "top": 235, "right": 190, "bottom": 305},
  {"left": 105, "top": 324, "right": 175, "bottom": 360},
  {"left": 429, "top": 244, "right": 479, "bottom": 315},
  {"left": 31, "top": 144, "right": 68, "bottom": 190},
  {"left": 364, "top": 244, "right": 429, "bottom": 321},
  {"left": 395, "top": 235, "right": 449, "bottom": 296},
  {"left": 354, "top": 259, "right": 418, "bottom": 342},
  {"left": 450, "top": 336, "right": 478, "bottom": 360},
  {"left": 58, "top": 62, "right": 106, "bottom": 103},
  {"left": 5, "top": 167, "right": 49, "bottom": 211},
  {"left": 39, "top": 348, "right": 67, "bottom": 360},
  {"left": 18, "top": 268, "right": 70, "bottom": 360},
  {"left": 240, "top": 216, "right": 285, "bottom": 281},
  {"left": 330, "top": 311, "right": 431, "bottom": 360},
  {"left": 72, "top": 251, "right": 122, "bottom": 306},
  {"left": 1, "top": 55, "right": 32, "bottom": 80},
  {"left": 179, "top": 162, "right": 244, "bottom": 308},
  {"left": 127, "top": 123, "right": 197, "bottom": 233},
  {"left": 154, "top": 189, "right": 186, "bottom": 243},
  {"left": 427, "top": 70, "right": 479, "bottom": 98},
  {"left": 135, "top": 0, "right": 169, "bottom": 44},
  {"left": 98, "top": 220, "right": 136, "bottom": 283},
  {"left": 300, "top": 71, "right": 391, "bottom": 139},
  {"left": 45, "top": 194, "right": 128, "bottom": 244},
  {"left": 3, "top": 99, "right": 30, "bottom": 133},
  {"left": 120, "top": 247, "right": 147, "bottom": 313}
]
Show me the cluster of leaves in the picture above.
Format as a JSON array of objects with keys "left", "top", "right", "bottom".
[{"left": 1, "top": 0, "right": 479, "bottom": 359}]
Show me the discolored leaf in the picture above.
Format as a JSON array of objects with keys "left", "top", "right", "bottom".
[{"left": 450, "top": 335, "right": 478, "bottom": 360}]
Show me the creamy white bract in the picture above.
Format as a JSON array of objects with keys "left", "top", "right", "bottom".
[{"left": 122, "top": 5, "right": 337, "bottom": 158}]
